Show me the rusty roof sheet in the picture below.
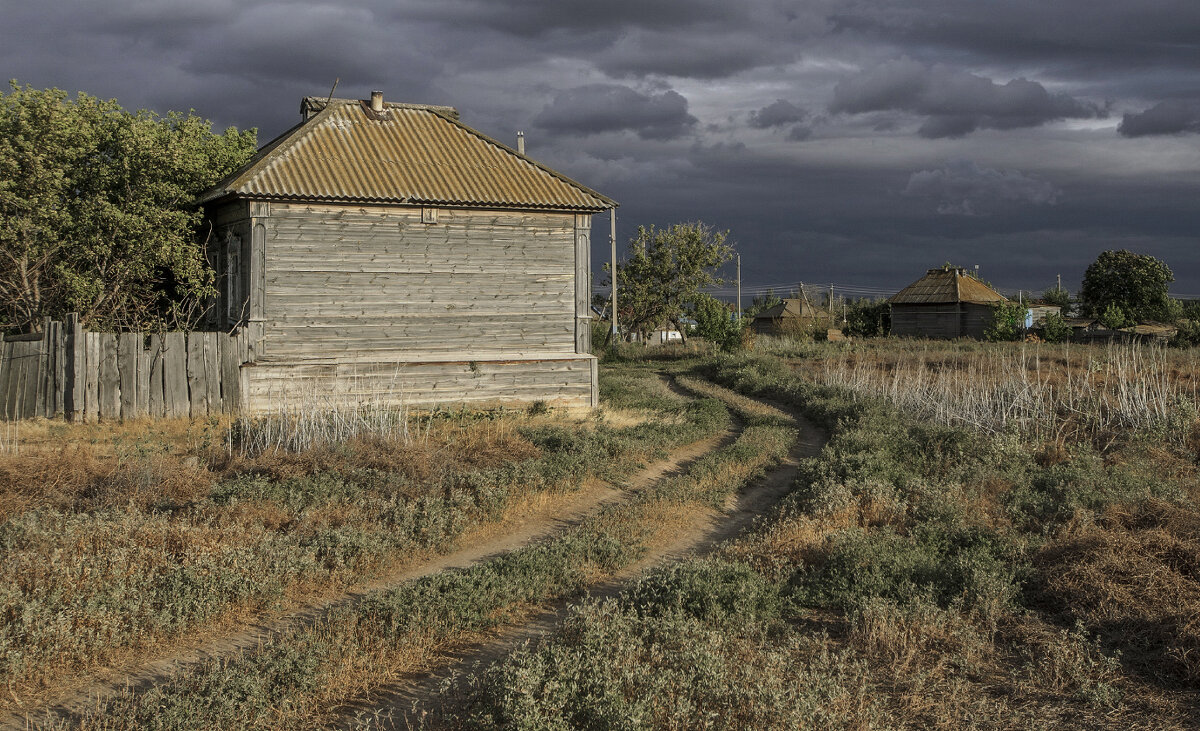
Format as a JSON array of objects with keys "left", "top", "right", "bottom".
[
  {"left": 199, "top": 98, "right": 614, "bottom": 211},
  {"left": 890, "top": 268, "right": 1008, "bottom": 305}
]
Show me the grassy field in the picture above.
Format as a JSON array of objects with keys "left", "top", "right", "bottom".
[
  {"left": 6, "top": 341, "right": 1200, "bottom": 729},
  {"left": 1, "top": 366, "right": 731, "bottom": 712},
  {"left": 436, "top": 343, "right": 1200, "bottom": 729}
]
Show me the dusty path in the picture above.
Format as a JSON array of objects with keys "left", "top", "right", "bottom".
[
  {"left": 330, "top": 381, "right": 826, "bottom": 729},
  {"left": 5, "top": 391, "right": 736, "bottom": 730}
]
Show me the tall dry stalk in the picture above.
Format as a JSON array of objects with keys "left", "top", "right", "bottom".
[
  {"left": 0, "top": 420, "right": 17, "bottom": 455},
  {"left": 816, "top": 343, "right": 1198, "bottom": 446},
  {"left": 228, "top": 374, "right": 424, "bottom": 455}
]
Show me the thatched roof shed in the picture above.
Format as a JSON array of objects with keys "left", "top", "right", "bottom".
[
  {"left": 751, "top": 297, "right": 830, "bottom": 335},
  {"left": 890, "top": 267, "right": 1008, "bottom": 339}
]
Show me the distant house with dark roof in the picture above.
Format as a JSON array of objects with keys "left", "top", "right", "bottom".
[
  {"left": 751, "top": 297, "right": 830, "bottom": 336},
  {"left": 890, "top": 266, "right": 1008, "bottom": 339},
  {"left": 198, "top": 92, "right": 615, "bottom": 411}
]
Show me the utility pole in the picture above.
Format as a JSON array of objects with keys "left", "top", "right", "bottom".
[
  {"left": 829, "top": 283, "right": 835, "bottom": 326},
  {"left": 610, "top": 208, "right": 618, "bottom": 341},
  {"left": 1057, "top": 273, "right": 1062, "bottom": 292},
  {"left": 736, "top": 254, "right": 742, "bottom": 320}
]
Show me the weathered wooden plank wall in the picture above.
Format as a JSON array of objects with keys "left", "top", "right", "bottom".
[
  {"left": 242, "top": 356, "right": 595, "bottom": 412},
  {"left": 261, "top": 203, "right": 578, "bottom": 360},
  {"left": 0, "top": 318, "right": 248, "bottom": 421}
]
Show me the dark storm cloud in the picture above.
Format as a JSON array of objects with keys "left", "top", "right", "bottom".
[
  {"left": 831, "top": 59, "right": 1103, "bottom": 138},
  {"left": 749, "top": 100, "right": 807, "bottom": 129},
  {"left": 1118, "top": 99, "right": 1200, "bottom": 137},
  {"left": 4, "top": 0, "right": 1200, "bottom": 296},
  {"left": 828, "top": 1, "right": 1200, "bottom": 72},
  {"left": 403, "top": 0, "right": 741, "bottom": 37},
  {"left": 903, "top": 160, "right": 1061, "bottom": 215},
  {"left": 533, "top": 85, "right": 696, "bottom": 140},
  {"left": 595, "top": 30, "right": 795, "bottom": 79}
]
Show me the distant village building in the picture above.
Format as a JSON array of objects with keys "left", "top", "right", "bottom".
[
  {"left": 198, "top": 93, "right": 614, "bottom": 411},
  {"left": 1026, "top": 305, "right": 1062, "bottom": 329},
  {"left": 751, "top": 297, "right": 830, "bottom": 336},
  {"left": 890, "top": 266, "right": 1008, "bottom": 339}
]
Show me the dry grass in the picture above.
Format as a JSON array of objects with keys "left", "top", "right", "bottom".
[
  {"left": 1032, "top": 499, "right": 1200, "bottom": 685},
  {"left": 807, "top": 341, "right": 1200, "bottom": 450}
]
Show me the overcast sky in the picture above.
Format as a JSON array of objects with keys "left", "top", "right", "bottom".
[{"left": 4, "top": 0, "right": 1200, "bottom": 298}]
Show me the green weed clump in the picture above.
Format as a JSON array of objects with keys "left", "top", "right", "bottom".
[{"left": 455, "top": 597, "right": 879, "bottom": 730}]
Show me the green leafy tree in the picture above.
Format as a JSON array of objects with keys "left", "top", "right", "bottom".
[
  {"left": 843, "top": 298, "right": 891, "bottom": 338},
  {"left": 743, "top": 289, "right": 783, "bottom": 319},
  {"left": 1041, "top": 286, "right": 1072, "bottom": 311},
  {"left": 691, "top": 293, "right": 743, "bottom": 352},
  {"left": 1098, "top": 302, "right": 1130, "bottom": 330},
  {"left": 1078, "top": 250, "right": 1175, "bottom": 324},
  {"left": 0, "top": 81, "right": 257, "bottom": 332},
  {"left": 605, "top": 222, "right": 734, "bottom": 343},
  {"left": 1039, "top": 312, "right": 1073, "bottom": 343},
  {"left": 985, "top": 300, "right": 1029, "bottom": 342}
]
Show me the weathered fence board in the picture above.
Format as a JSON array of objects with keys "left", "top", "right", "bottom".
[
  {"left": 202, "top": 333, "right": 220, "bottom": 412},
  {"left": 84, "top": 333, "right": 100, "bottom": 422},
  {"left": 148, "top": 334, "right": 166, "bottom": 418},
  {"left": 186, "top": 333, "right": 209, "bottom": 417},
  {"left": 67, "top": 313, "right": 84, "bottom": 420},
  {"left": 99, "top": 334, "right": 120, "bottom": 420},
  {"left": 0, "top": 317, "right": 241, "bottom": 421},
  {"left": 163, "top": 332, "right": 189, "bottom": 419}
]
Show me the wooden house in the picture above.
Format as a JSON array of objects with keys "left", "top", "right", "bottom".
[
  {"left": 890, "top": 267, "right": 1007, "bottom": 339},
  {"left": 751, "top": 297, "right": 830, "bottom": 336},
  {"left": 198, "top": 92, "right": 614, "bottom": 412}
]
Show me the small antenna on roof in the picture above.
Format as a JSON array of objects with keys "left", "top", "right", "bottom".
[{"left": 326, "top": 78, "right": 340, "bottom": 105}]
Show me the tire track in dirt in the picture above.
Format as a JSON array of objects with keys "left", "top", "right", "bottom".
[
  {"left": 329, "top": 380, "right": 826, "bottom": 730},
  {"left": 5, "top": 379, "right": 737, "bottom": 731}
]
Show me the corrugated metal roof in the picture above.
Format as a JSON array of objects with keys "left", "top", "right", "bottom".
[
  {"left": 891, "top": 268, "right": 1008, "bottom": 305},
  {"left": 199, "top": 98, "right": 614, "bottom": 211}
]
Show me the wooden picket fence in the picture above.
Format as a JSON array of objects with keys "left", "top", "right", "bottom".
[{"left": 0, "top": 315, "right": 249, "bottom": 421}]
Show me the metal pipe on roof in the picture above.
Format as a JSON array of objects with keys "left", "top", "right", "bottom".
[
  {"left": 370, "top": 90, "right": 384, "bottom": 112},
  {"left": 517, "top": 131, "right": 525, "bottom": 155}
]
